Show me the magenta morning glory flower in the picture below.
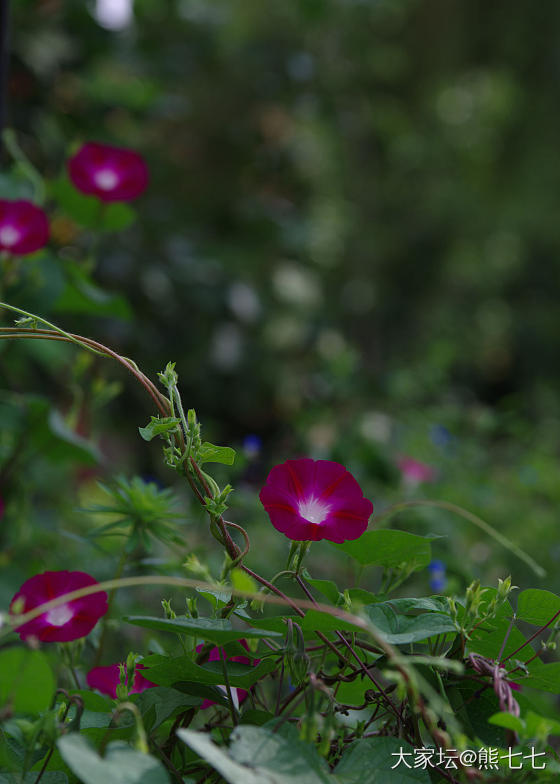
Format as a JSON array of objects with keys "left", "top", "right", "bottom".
[
  {"left": 259, "top": 458, "right": 373, "bottom": 543},
  {"left": 87, "top": 662, "right": 156, "bottom": 699},
  {"left": 397, "top": 456, "right": 437, "bottom": 484},
  {"left": 196, "top": 642, "right": 253, "bottom": 710},
  {"left": 0, "top": 200, "right": 49, "bottom": 255},
  {"left": 10, "top": 570, "right": 108, "bottom": 643},
  {"left": 67, "top": 142, "right": 149, "bottom": 202}
]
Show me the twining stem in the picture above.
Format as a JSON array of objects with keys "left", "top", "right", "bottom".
[
  {"left": 294, "top": 573, "right": 404, "bottom": 728},
  {"left": 501, "top": 608, "right": 560, "bottom": 664},
  {"left": 0, "top": 310, "right": 464, "bottom": 774},
  {"left": 0, "top": 323, "right": 169, "bottom": 416}
]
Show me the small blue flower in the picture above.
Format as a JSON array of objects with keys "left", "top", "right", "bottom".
[
  {"left": 243, "top": 434, "right": 262, "bottom": 458},
  {"left": 428, "top": 560, "right": 447, "bottom": 592},
  {"left": 430, "top": 424, "right": 452, "bottom": 448}
]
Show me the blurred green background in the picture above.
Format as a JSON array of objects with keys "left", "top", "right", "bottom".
[{"left": 2, "top": 0, "right": 560, "bottom": 617}]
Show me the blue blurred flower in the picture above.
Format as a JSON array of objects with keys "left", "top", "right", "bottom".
[
  {"left": 243, "top": 434, "right": 262, "bottom": 459},
  {"left": 428, "top": 559, "right": 447, "bottom": 592},
  {"left": 430, "top": 424, "right": 452, "bottom": 448}
]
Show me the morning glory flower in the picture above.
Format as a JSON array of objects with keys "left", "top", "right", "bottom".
[
  {"left": 259, "top": 458, "right": 373, "bottom": 543},
  {"left": 68, "top": 142, "right": 149, "bottom": 202},
  {"left": 10, "top": 570, "right": 108, "bottom": 642},
  {"left": 0, "top": 200, "right": 49, "bottom": 255}
]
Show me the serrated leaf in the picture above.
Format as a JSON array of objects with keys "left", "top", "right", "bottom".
[{"left": 198, "top": 442, "right": 236, "bottom": 465}]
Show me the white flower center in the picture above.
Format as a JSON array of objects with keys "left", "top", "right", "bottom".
[
  {"left": 298, "top": 497, "right": 330, "bottom": 525},
  {"left": 94, "top": 169, "right": 119, "bottom": 191},
  {"left": 0, "top": 226, "right": 21, "bottom": 247},
  {"left": 45, "top": 604, "right": 74, "bottom": 627}
]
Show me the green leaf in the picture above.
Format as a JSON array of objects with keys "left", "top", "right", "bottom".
[
  {"left": 345, "top": 588, "right": 381, "bottom": 606},
  {"left": 141, "top": 654, "right": 275, "bottom": 689},
  {"left": 300, "top": 609, "right": 364, "bottom": 634},
  {"left": 178, "top": 724, "right": 332, "bottom": 784},
  {"left": 0, "top": 648, "right": 55, "bottom": 714},
  {"left": 524, "top": 710, "right": 560, "bottom": 740},
  {"left": 517, "top": 589, "right": 560, "bottom": 626},
  {"left": 487, "top": 712, "right": 525, "bottom": 733},
  {"left": 364, "top": 604, "right": 456, "bottom": 644},
  {"left": 243, "top": 616, "right": 291, "bottom": 634},
  {"left": 231, "top": 568, "right": 257, "bottom": 594},
  {"left": 332, "top": 530, "right": 433, "bottom": 570},
  {"left": 0, "top": 394, "right": 100, "bottom": 466},
  {"left": 123, "top": 615, "right": 283, "bottom": 643},
  {"left": 138, "top": 416, "right": 181, "bottom": 442},
  {"left": 133, "top": 686, "right": 201, "bottom": 730},
  {"left": 100, "top": 203, "right": 136, "bottom": 232},
  {"left": 54, "top": 270, "right": 132, "bottom": 320},
  {"left": 303, "top": 571, "right": 341, "bottom": 604},
  {"left": 198, "top": 442, "right": 236, "bottom": 465},
  {"left": 521, "top": 662, "right": 560, "bottom": 692},
  {"left": 448, "top": 682, "right": 507, "bottom": 747},
  {"left": 383, "top": 596, "right": 451, "bottom": 614},
  {"left": 57, "top": 736, "right": 168, "bottom": 784},
  {"left": 334, "top": 737, "right": 433, "bottom": 783},
  {"left": 50, "top": 176, "right": 136, "bottom": 231},
  {"left": 466, "top": 589, "right": 528, "bottom": 660}
]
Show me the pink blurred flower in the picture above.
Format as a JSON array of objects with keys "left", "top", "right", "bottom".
[
  {"left": 87, "top": 661, "right": 156, "bottom": 699},
  {"left": 259, "top": 458, "right": 373, "bottom": 543},
  {"left": 10, "top": 570, "right": 108, "bottom": 643},
  {"left": 196, "top": 641, "right": 252, "bottom": 710},
  {"left": 0, "top": 200, "right": 49, "bottom": 255},
  {"left": 397, "top": 456, "right": 437, "bottom": 484},
  {"left": 68, "top": 142, "right": 149, "bottom": 202}
]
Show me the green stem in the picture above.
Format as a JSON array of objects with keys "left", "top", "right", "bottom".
[
  {"left": 3, "top": 129, "right": 46, "bottom": 203},
  {"left": 375, "top": 499, "right": 546, "bottom": 578},
  {"left": 94, "top": 549, "right": 128, "bottom": 667}
]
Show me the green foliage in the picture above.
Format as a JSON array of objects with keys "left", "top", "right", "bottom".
[
  {"left": 333, "top": 530, "right": 434, "bottom": 570},
  {"left": 0, "top": 648, "right": 55, "bottom": 714},
  {"left": 57, "top": 735, "right": 168, "bottom": 784},
  {"left": 2, "top": 4, "right": 560, "bottom": 779},
  {"left": 517, "top": 589, "right": 560, "bottom": 626},
  {"left": 123, "top": 615, "right": 283, "bottom": 643},
  {"left": 84, "top": 476, "right": 183, "bottom": 550}
]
